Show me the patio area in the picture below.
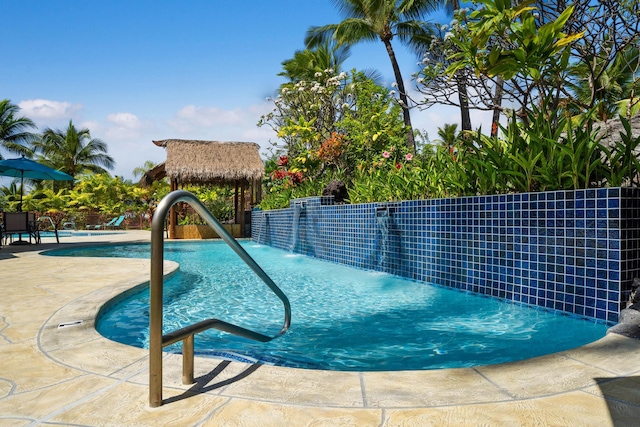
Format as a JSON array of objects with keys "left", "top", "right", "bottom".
[{"left": 1, "top": 231, "right": 640, "bottom": 426}]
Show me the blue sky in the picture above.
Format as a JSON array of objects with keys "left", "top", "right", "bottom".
[{"left": 2, "top": 1, "right": 486, "bottom": 180}]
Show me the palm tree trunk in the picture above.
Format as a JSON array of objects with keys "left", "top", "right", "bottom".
[{"left": 382, "top": 38, "right": 416, "bottom": 152}]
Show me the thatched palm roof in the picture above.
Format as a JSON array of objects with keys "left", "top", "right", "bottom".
[{"left": 150, "top": 140, "right": 264, "bottom": 184}]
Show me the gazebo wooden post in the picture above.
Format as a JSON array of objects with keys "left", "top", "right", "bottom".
[
  {"left": 169, "top": 177, "right": 178, "bottom": 239},
  {"left": 240, "top": 181, "right": 246, "bottom": 237},
  {"left": 234, "top": 180, "right": 239, "bottom": 225},
  {"left": 252, "top": 178, "right": 262, "bottom": 205}
]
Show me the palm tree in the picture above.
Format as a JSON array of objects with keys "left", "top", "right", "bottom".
[
  {"left": 305, "top": 0, "right": 438, "bottom": 153},
  {"left": 280, "top": 41, "right": 383, "bottom": 85},
  {"left": 280, "top": 42, "right": 352, "bottom": 83},
  {"left": 132, "top": 160, "right": 158, "bottom": 179},
  {"left": 567, "top": 45, "right": 640, "bottom": 121},
  {"left": 32, "top": 120, "right": 115, "bottom": 178},
  {"left": 434, "top": 123, "right": 458, "bottom": 154},
  {"left": 0, "top": 99, "right": 37, "bottom": 158},
  {"left": 0, "top": 180, "right": 23, "bottom": 210}
]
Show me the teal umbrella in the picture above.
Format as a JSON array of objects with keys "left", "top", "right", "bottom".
[{"left": 0, "top": 156, "right": 74, "bottom": 211}]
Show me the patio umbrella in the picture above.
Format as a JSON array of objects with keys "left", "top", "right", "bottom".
[{"left": 0, "top": 155, "right": 74, "bottom": 211}]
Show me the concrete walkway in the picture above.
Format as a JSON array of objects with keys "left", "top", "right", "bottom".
[{"left": 1, "top": 231, "right": 640, "bottom": 426}]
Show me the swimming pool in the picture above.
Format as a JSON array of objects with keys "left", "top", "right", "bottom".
[
  {"left": 48, "top": 241, "right": 609, "bottom": 371},
  {"left": 40, "top": 230, "right": 125, "bottom": 238}
]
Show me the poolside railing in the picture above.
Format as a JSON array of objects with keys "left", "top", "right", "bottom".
[{"left": 149, "top": 190, "right": 291, "bottom": 407}]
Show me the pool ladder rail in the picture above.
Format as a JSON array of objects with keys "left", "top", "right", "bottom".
[{"left": 149, "top": 190, "right": 291, "bottom": 407}]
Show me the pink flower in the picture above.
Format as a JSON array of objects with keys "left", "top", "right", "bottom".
[
  {"left": 382, "top": 151, "right": 391, "bottom": 158},
  {"left": 405, "top": 153, "right": 413, "bottom": 161}
]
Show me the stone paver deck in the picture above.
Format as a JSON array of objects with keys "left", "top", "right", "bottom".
[{"left": 1, "top": 230, "right": 639, "bottom": 426}]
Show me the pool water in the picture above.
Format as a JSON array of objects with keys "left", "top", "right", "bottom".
[
  {"left": 39, "top": 230, "right": 124, "bottom": 238},
  {"left": 48, "top": 241, "right": 609, "bottom": 371}
]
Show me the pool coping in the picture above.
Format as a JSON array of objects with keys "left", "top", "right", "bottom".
[{"left": 2, "top": 230, "right": 640, "bottom": 425}]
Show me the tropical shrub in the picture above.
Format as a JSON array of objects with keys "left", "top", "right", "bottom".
[
  {"left": 459, "top": 103, "right": 639, "bottom": 195},
  {"left": 174, "top": 185, "right": 236, "bottom": 225},
  {"left": 259, "top": 69, "right": 408, "bottom": 208},
  {"left": 65, "top": 173, "right": 149, "bottom": 217},
  {"left": 348, "top": 146, "right": 474, "bottom": 203}
]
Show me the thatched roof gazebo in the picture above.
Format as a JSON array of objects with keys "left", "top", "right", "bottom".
[{"left": 145, "top": 139, "right": 264, "bottom": 239}]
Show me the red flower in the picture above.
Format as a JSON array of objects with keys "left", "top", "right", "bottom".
[
  {"left": 277, "top": 155, "right": 289, "bottom": 167},
  {"left": 290, "top": 171, "right": 304, "bottom": 184},
  {"left": 395, "top": 162, "right": 403, "bottom": 170},
  {"left": 271, "top": 169, "right": 287, "bottom": 180}
]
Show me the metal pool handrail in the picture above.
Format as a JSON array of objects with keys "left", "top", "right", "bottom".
[{"left": 149, "top": 190, "right": 291, "bottom": 407}]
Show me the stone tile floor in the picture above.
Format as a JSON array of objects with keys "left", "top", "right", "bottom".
[{"left": 1, "top": 231, "right": 639, "bottom": 426}]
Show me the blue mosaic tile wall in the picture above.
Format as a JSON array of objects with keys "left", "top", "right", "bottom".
[{"left": 252, "top": 188, "right": 640, "bottom": 323}]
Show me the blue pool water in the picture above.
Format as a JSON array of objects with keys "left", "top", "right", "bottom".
[
  {"left": 47, "top": 241, "right": 609, "bottom": 371},
  {"left": 40, "top": 230, "right": 124, "bottom": 238}
]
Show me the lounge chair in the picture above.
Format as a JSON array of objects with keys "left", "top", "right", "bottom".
[
  {"left": 107, "top": 215, "right": 126, "bottom": 230},
  {"left": 97, "top": 217, "right": 118, "bottom": 229},
  {"left": 86, "top": 216, "right": 118, "bottom": 230},
  {"left": 62, "top": 220, "right": 77, "bottom": 230}
]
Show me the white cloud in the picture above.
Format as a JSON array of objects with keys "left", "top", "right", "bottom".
[
  {"left": 18, "top": 99, "right": 83, "bottom": 120},
  {"left": 79, "top": 120, "right": 102, "bottom": 133},
  {"left": 167, "top": 105, "right": 257, "bottom": 133},
  {"left": 102, "top": 112, "right": 156, "bottom": 141},
  {"left": 107, "top": 112, "right": 143, "bottom": 129},
  {"left": 412, "top": 105, "right": 461, "bottom": 141},
  {"left": 157, "top": 102, "right": 280, "bottom": 160}
]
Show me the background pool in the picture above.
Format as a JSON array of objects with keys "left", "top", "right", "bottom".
[
  {"left": 48, "top": 241, "right": 609, "bottom": 371},
  {"left": 40, "top": 230, "right": 125, "bottom": 238}
]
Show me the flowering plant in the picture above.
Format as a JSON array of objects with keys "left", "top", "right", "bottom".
[{"left": 269, "top": 159, "right": 305, "bottom": 189}]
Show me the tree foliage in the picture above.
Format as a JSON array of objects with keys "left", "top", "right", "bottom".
[
  {"left": 33, "top": 120, "right": 115, "bottom": 177},
  {"left": 417, "top": 0, "right": 639, "bottom": 126},
  {"left": 259, "top": 69, "right": 408, "bottom": 208},
  {"left": 305, "top": 0, "right": 439, "bottom": 151},
  {"left": 0, "top": 99, "right": 37, "bottom": 157}
]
